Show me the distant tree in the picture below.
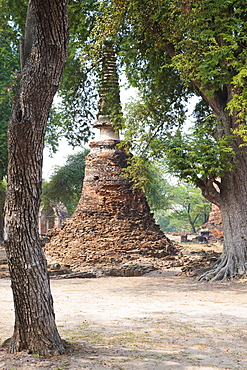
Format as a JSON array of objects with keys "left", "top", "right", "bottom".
[
  {"left": 122, "top": 157, "right": 169, "bottom": 210},
  {"left": 154, "top": 183, "right": 211, "bottom": 233},
  {"left": 127, "top": 159, "right": 210, "bottom": 233},
  {"left": 42, "top": 150, "right": 89, "bottom": 215}
]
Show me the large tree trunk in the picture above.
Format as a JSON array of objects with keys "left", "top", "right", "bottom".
[
  {"left": 191, "top": 77, "right": 247, "bottom": 280},
  {"left": 4, "top": 0, "right": 68, "bottom": 355},
  {"left": 198, "top": 113, "right": 247, "bottom": 280}
]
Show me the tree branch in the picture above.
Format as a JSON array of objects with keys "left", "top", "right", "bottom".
[{"left": 197, "top": 177, "right": 221, "bottom": 207}]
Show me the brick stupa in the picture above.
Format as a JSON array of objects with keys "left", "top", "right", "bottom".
[{"left": 44, "top": 44, "right": 177, "bottom": 275}]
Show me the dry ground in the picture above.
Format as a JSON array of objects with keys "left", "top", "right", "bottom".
[{"left": 0, "top": 271, "right": 247, "bottom": 370}]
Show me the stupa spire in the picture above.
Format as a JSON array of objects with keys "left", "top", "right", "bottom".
[{"left": 94, "top": 41, "right": 121, "bottom": 141}]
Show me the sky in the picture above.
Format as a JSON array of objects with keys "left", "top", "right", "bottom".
[{"left": 42, "top": 139, "right": 82, "bottom": 180}]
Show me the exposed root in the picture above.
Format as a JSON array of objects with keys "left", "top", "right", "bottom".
[
  {"left": 198, "top": 252, "right": 247, "bottom": 281},
  {"left": 1, "top": 338, "right": 11, "bottom": 349},
  {"left": 2, "top": 335, "right": 66, "bottom": 356}
]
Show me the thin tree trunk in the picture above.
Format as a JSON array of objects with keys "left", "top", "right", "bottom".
[{"left": 4, "top": 0, "right": 68, "bottom": 355}]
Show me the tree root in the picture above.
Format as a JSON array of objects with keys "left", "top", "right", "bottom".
[
  {"left": 2, "top": 335, "right": 67, "bottom": 356},
  {"left": 1, "top": 337, "right": 11, "bottom": 348},
  {"left": 198, "top": 253, "right": 247, "bottom": 281}
]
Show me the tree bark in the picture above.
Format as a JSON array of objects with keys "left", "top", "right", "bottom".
[
  {"left": 199, "top": 145, "right": 247, "bottom": 280},
  {"left": 4, "top": 0, "right": 68, "bottom": 355},
  {"left": 191, "top": 83, "right": 247, "bottom": 280}
]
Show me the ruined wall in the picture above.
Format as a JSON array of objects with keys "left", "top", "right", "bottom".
[
  {"left": 201, "top": 204, "right": 223, "bottom": 240},
  {"left": 39, "top": 202, "right": 68, "bottom": 235}
]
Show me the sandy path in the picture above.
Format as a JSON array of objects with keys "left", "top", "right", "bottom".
[{"left": 0, "top": 273, "right": 247, "bottom": 369}]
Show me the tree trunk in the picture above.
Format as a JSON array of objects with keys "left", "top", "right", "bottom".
[
  {"left": 4, "top": 0, "right": 68, "bottom": 355},
  {"left": 199, "top": 147, "right": 247, "bottom": 281}
]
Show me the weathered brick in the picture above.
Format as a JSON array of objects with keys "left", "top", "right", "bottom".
[{"left": 44, "top": 137, "right": 177, "bottom": 272}]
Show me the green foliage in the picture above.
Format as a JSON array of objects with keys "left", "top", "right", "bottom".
[
  {"left": 116, "top": 0, "right": 247, "bottom": 102},
  {"left": 121, "top": 153, "right": 210, "bottom": 232},
  {"left": 126, "top": 157, "right": 211, "bottom": 233},
  {"left": 0, "top": 0, "right": 27, "bottom": 34},
  {"left": 48, "top": 0, "right": 123, "bottom": 147},
  {"left": 121, "top": 155, "right": 150, "bottom": 192},
  {"left": 41, "top": 150, "right": 89, "bottom": 215},
  {"left": 142, "top": 164, "right": 170, "bottom": 212},
  {"left": 122, "top": 98, "right": 235, "bottom": 187},
  {"left": 0, "top": 1, "right": 27, "bottom": 179},
  {"left": 0, "top": 25, "right": 20, "bottom": 179},
  {"left": 164, "top": 126, "right": 235, "bottom": 184},
  {"left": 0, "top": 179, "right": 6, "bottom": 202},
  {"left": 122, "top": 155, "right": 169, "bottom": 210},
  {"left": 2, "top": 0, "right": 247, "bottom": 196},
  {"left": 153, "top": 182, "right": 211, "bottom": 233},
  {"left": 0, "top": 0, "right": 99, "bottom": 154},
  {"left": 92, "top": 0, "right": 247, "bottom": 197},
  {"left": 47, "top": 0, "right": 99, "bottom": 148}
]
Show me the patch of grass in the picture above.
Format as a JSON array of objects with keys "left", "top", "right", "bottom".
[
  {"left": 100, "top": 331, "right": 154, "bottom": 348},
  {"left": 55, "top": 360, "right": 70, "bottom": 370}
]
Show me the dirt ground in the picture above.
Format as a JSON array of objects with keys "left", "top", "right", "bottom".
[{"left": 0, "top": 270, "right": 247, "bottom": 370}]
